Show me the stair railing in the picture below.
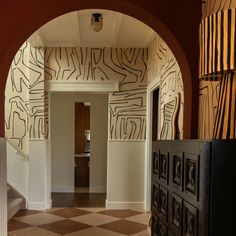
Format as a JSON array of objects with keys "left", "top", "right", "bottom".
[{"left": 7, "top": 139, "right": 29, "bottom": 160}]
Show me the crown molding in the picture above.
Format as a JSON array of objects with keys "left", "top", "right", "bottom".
[{"left": 46, "top": 80, "right": 119, "bottom": 92}]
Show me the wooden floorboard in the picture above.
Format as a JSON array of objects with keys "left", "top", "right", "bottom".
[{"left": 51, "top": 193, "right": 106, "bottom": 207}]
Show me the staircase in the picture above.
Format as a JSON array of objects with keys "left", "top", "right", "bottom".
[{"left": 7, "top": 184, "right": 25, "bottom": 219}]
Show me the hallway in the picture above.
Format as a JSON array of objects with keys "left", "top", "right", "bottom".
[
  {"left": 0, "top": 3, "right": 196, "bottom": 236},
  {"left": 8, "top": 208, "right": 150, "bottom": 235}
]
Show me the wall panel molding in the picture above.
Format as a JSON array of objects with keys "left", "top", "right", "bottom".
[{"left": 47, "top": 80, "right": 119, "bottom": 92}]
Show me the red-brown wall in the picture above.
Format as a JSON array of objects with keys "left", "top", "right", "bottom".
[{"left": 0, "top": 0, "right": 201, "bottom": 138}]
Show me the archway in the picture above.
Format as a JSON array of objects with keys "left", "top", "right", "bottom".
[
  {"left": 0, "top": 0, "right": 201, "bottom": 138},
  {"left": 0, "top": 1, "right": 201, "bottom": 234}
]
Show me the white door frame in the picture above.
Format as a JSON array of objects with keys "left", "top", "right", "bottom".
[
  {"left": 48, "top": 82, "right": 117, "bottom": 197},
  {"left": 144, "top": 78, "right": 160, "bottom": 211}
]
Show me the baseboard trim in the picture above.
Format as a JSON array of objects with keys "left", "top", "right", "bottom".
[
  {"left": 46, "top": 199, "right": 52, "bottom": 209},
  {"left": 28, "top": 201, "right": 51, "bottom": 210},
  {"left": 105, "top": 200, "right": 144, "bottom": 210},
  {"left": 89, "top": 186, "right": 106, "bottom": 193}
]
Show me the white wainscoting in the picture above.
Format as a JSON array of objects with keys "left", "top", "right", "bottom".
[
  {"left": 106, "top": 140, "right": 145, "bottom": 210},
  {"left": 28, "top": 139, "right": 51, "bottom": 210},
  {"left": 0, "top": 138, "right": 7, "bottom": 236},
  {"left": 7, "top": 141, "right": 29, "bottom": 200}
]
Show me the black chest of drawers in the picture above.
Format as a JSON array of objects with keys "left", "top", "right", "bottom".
[{"left": 151, "top": 140, "right": 235, "bottom": 236}]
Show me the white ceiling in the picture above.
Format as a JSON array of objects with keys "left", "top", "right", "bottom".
[{"left": 29, "top": 9, "right": 155, "bottom": 48}]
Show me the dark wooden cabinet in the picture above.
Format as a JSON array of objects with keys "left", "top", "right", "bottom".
[{"left": 151, "top": 140, "right": 236, "bottom": 236}]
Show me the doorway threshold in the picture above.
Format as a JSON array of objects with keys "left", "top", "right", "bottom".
[
  {"left": 51, "top": 192, "right": 106, "bottom": 208},
  {"left": 75, "top": 187, "right": 89, "bottom": 193}
]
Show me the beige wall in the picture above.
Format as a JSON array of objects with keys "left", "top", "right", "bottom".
[
  {"left": 50, "top": 93, "right": 108, "bottom": 192},
  {"left": 106, "top": 140, "right": 145, "bottom": 208},
  {"left": 50, "top": 93, "right": 74, "bottom": 192}
]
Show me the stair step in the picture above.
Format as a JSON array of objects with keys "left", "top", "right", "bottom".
[{"left": 8, "top": 197, "right": 24, "bottom": 219}]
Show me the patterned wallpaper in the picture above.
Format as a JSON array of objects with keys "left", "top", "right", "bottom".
[
  {"left": 45, "top": 47, "right": 148, "bottom": 140},
  {"left": 5, "top": 42, "right": 48, "bottom": 154},
  {"left": 28, "top": 46, "right": 48, "bottom": 140},
  {"left": 5, "top": 43, "right": 30, "bottom": 153},
  {"left": 147, "top": 35, "right": 184, "bottom": 139},
  {"left": 6, "top": 40, "right": 183, "bottom": 146}
]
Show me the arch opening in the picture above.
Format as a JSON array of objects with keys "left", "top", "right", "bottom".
[
  {"left": 0, "top": 2, "right": 199, "bottom": 234},
  {"left": 0, "top": 1, "right": 194, "bottom": 138}
]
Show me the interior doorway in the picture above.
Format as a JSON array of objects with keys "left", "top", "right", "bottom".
[
  {"left": 74, "top": 102, "right": 90, "bottom": 192},
  {"left": 50, "top": 93, "right": 108, "bottom": 207}
]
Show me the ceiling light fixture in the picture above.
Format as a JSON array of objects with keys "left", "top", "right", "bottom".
[{"left": 91, "top": 13, "right": 103, "bottom": 32}]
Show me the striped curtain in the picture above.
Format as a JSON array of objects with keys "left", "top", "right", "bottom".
[
  {"left": 200, "top": 8, "right": 236, "bottom": 77},
  {"left": 213, "top": 72, "right": 236, "bottom": 138}
]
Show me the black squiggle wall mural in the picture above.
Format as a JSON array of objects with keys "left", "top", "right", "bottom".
[
  {"left": 28, "top": 46, "right": 48, "bottom": 139},
  {"left": 147, "top": 35, "right": 184, "bottom": 139},
  {"left": 5, "top": 42, "right": 48, "bottom": 153},
  {"left": 45, "top": 47, "right": 148, "bottom": 140},
  {"left": 6, "top": 40, "right": 182, "bottom": 146}
]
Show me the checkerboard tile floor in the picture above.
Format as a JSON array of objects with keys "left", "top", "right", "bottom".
[{"left": 8, "top": 208, "right": 150, "bottom": 235}]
